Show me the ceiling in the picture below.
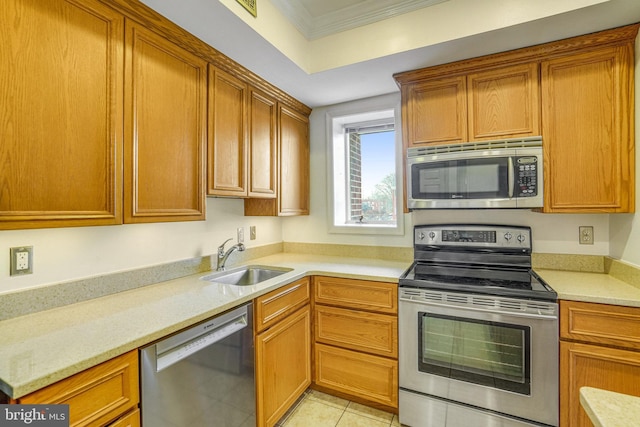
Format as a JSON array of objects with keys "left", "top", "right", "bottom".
[{"left": 140, "top": 0, "right": 640, "bottom": 109}]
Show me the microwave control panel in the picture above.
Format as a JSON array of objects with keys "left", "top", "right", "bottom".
[{"left": 515, "top": 156, "right": 538, "bottom": 197}]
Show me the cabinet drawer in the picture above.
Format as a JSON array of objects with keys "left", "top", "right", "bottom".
[
  {"left": 314, "top": 343, "right": 398, "bottom": 409},
  {"left": 560, "top": 300, "right": 640, "bottom": 350},
  {"left": 314, "top": 276, "right": 397, "bottom": 314},
  {"left": 109, "top": 408, "right": 140, "bottom": 427},
  {"left": 17, "top": 350, "right": 139, "bottom": 427},
  {"left": 255, "top": 278, "right": 310, "bottom": 333},
  {"left": 315, "top": 305, "right": 397, "bottom": 358}
]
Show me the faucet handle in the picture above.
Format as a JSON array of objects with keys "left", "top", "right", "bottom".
[{"left": 218, "top": 238, "right": 233, "bottom": 254}]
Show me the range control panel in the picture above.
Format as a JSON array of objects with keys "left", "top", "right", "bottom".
[{"left": 415, "top": 224, "right": 531, "bottom": 250}]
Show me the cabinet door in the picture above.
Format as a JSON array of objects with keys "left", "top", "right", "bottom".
[
  {"left": 0, "top": 0, "right": 124, "bottom": 230},
  {"left": 124, "top": 21, "right": 207, "bottom": 223},
  {"left": 560, "top": 341, "right": 640, "bottom": 427},
  {"left": 402, "top": 76, "right": 467, "bottom": 146},
  {"left": 207, "top": 66, "right": 248, "bottom": 197},
  {"left": 541, "top": 45, "right": 635, "bottom": 213},
  {"left": 248, "top": 88, "right": 278, "bottom": 198},
  {"left": 467, "top": 63, "right": 540, "bottom": 140},
  {"left": 244, "top": 104, "right": 309, "bottom": 216},
  {"left": 255, "top": 305, "right": 311, "bottom": 427}
]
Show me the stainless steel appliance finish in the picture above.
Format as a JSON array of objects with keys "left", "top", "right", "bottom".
[
  {"left": 406, "top": 137, "right": 543, "bottom": 209},
  {"left": 399, "top": 225, "right": 558, "bottom": 427},
  {"left": 141, "top": 303, "right": 254, "bottom": 427}
]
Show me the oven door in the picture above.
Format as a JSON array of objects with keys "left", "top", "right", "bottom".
[{"left": 399, "top": 288, "right": 558, "bottom": 426}]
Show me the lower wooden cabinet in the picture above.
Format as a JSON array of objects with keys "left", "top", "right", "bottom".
[
  {"left": 312, "top": 276, "right": 398, "bottom": 412},
  {"left": 560, "top": 301, "right": 640, "bottom": 427},
  {"left": 255, "top": 279, "right": 312, "bottom": 427},
  {"left": 12, "top": 350, "right": 139, "bottom": 427}
]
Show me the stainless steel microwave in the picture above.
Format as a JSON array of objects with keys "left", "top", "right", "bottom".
[{"left": 407, "top": 137, "right": 543, "bottom": 209}]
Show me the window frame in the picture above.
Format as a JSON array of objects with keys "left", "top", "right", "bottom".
[{"left": 325, "top": 96, "right": 404, "bottom": 235}]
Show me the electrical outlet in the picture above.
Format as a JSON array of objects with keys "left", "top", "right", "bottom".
[
  {"left": 10, "top": 246, "right": 33, "bottom": 276},
  {"left": 250, "top": 226, "right": 256, "bottom": 240},
  {"left": 237, "top": 227, "right": 244, "bottom": 243},
  {"left": 579, "top": 226, "right": 594, "bottom": 245}
]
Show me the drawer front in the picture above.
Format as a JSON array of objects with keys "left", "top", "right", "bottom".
[
  {"left": 314, "top": 276, "right": 397, "bottom": 314},
  {"left": 315, "top": 305, "right": 397, "bottom": 358},
  {"left": 314, "top": 343, "right": 398, "bottom": 409},
  {"left": 560, "top": 300, "right": 640, "bottom": 350},
  {"left": 18, "top": 350, "right": 139, "bottom": 427},
  {"left": 255, "top": 277, "right": 310, "bottom": 332},
  {"left": 109, "top": 408, "right": 140, "bottom": 427}
]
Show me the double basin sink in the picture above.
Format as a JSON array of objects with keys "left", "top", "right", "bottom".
[{"left": 200, "top": 265, "right": 292, "bottom": 286}]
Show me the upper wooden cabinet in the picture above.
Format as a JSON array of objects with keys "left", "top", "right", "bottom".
[
  {"left": 0, "top": 0, "right": 124, "bottom": 230},
  {"left": 401, "top": 76, "right": 468, "bottom": 146},
  {"left": 245, "top": 104, "right": 310, "bottom": 216},
  {"left": 207, "top": 66, "right": 248, "bottom": 197},
  {"left": 124, "top": 21, "right": 207, "bottom": 223},
  {"left": 207, "top": 68, "right": 278, "bottom": 199},
  {"left": 467, "top": 63, "right": 540, "bottom": 141},
  {"left": 542, "top": 45, "right": 635, "bottom": 213},
  {"left": 248, "top": 88, "right": 278, "bottom": 198},
  {"left": 395, "top": 24, "right": 638, "bottom": 214},
  {"left": 398, "top": 63, "right": 540, "bottom": 147}
]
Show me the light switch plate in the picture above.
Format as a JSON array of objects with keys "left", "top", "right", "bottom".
[{"left": 10, "top": 246, "right": 33, "bottom": 276}]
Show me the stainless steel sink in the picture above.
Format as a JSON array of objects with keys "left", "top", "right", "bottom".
[{"left": 200, "top": 265, "right": 292, "bottom": 286}]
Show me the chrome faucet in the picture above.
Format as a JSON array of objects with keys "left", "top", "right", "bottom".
[{"left": 216, "top": 238, "right": 245, "bottom": 271}]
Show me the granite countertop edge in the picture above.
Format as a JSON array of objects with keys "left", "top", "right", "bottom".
[
  {"left": 0, "top": 253, "right": 410, "bottom": 399},
  {"left": 580, "top": 387, "right": 640, "bottom": 427}
]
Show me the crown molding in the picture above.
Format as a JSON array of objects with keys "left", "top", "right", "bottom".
[{"left": 271, "top": 0, "right": 448, "bottom": 40}]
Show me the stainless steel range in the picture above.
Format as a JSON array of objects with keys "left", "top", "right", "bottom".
[{"left": 399, "top": 224, "right": 558, "bottom": 427}]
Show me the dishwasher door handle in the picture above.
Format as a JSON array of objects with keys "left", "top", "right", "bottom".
[{"left": 155, "top": 310, "right": 249, "bottom": 372}]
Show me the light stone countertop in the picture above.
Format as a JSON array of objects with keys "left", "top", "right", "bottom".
[
  {"left": 580, "top": 387, "right": 640, "bottom": 427},
  {"left": 0, "top": 253, "right": 410, "bottom": 399},
  {"left": 535, "top": 269, "right": 640, "bottom": 308}
]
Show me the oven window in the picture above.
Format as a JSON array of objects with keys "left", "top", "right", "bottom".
[{"left": 418, "top": 313, "right": 530, "bottom": 395}]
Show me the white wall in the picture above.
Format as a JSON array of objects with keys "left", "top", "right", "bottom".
[
  {"left": 0, "top": 198, "right": 282, "bottom": 294},
  {"left": 609, "top": 32, "right": 640, "bottom": 268},
  {"left": 283, "top": 93, "right": 613, "bottom": 255}
]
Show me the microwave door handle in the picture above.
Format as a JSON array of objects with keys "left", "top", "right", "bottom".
[{"left": 508, "top": 157, "right": 515, "bottom": 198}]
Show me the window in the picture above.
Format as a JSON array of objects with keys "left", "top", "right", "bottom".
[{"left": 326, "top": 97, "right": 403, "bottom": 235}]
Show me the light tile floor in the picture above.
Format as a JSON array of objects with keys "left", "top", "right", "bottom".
[{"left": 277, "top": 390, "right": 401, "bottom": 427}]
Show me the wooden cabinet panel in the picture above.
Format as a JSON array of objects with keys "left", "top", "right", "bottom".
[
  {"left": 17, "top": 350, "right": 139, "bottom": 427},
  {"left": 256, "top": 305, "right": 311, "bottom": 427},
  {"left": 560, "top": 341, "right": 640, "bottom": 427},
  {"left": 249, "top": 88, "right": 278, "bottom": 198},
  {"left": 560, "top": 300, "right": 640, "bottom": 350},
  {"left": 0, "top": 0, "right": 124, "bottom": 229},
  {"left": 315, "top": 305, "right": 397, "bottom": 358},
  {"left": 542, "top": 45, "right": 635, "bottom": 213},
  {"left": 124, "top": 21, "right": 206, "bottom": 223},
  {"left": 402, "top": 76, "right": 467, "bottom": 146},
  {"left": 467, "top": 63, "right": 540, "bottom": 140},
  {"left": 255, "top": 278, "right": 310, "bottom": 333},
  {"left": 314, "top": 276, "right": 397, "bottom": 314},
  {"left": 109, "top": 409, "right": 140, "bottom": 427},
  {"left": 244, "top": 104, "right": 309, "bottom": 216},
  {"left": 207, "top": 65, "right": 248, "bottom": 197},
  {"left": 314, "top": 343, "right": 398, "bottom": 409}
]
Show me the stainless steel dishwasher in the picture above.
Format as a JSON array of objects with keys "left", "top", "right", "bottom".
[{"left": 141, "top": 303, "right": 254, "bottom": 427}]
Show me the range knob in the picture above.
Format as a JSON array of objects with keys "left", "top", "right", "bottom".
[
  {"left": 428, "top": 231, "right": 436, "bottom": 240},
  {"left": 417, "top": 232, "right": 426, "bottom": 241},
  {"left": 504, "top": 232, "right": 513, "bottom": 241},
  {"left": 517, "top": 234, "right": 526, "bottom": 243}
]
